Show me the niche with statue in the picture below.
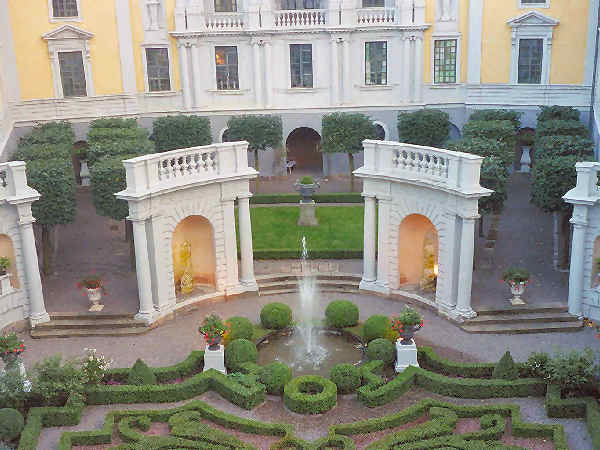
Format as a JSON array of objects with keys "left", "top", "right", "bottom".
[
  {"left": 171, "top": 215, "right": 216, "bottom": 299},
  {"left": 397, "top": 214, "right": 439, "bottom": 299}
]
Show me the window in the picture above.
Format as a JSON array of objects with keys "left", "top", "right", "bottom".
[
  {"left": 365, "top": 42, "right": 387, "bottom": 85},
  {"left": 214, "top": 0, "right": 237, "bottom": 12},
  {"left": 51, "top": 0, "right": 78, "bottom": 17},
  {"left": 215, "top": 46, "right": 239, "bottom": 90},
  {"left": 58, "top": 51, "right": 87, "bottom": 97},
  {"left": 519, "top": 0, "right": 549, "bottom": 7},
  {"left": 290, "top": 44, "right": 313, "bottom": 88},
  {"left": 434, "top": 39, "right": 457, "bottom": 84},
  {"left": 146, "top": 48, "right": 171, "bottom": 92},
  {"left": 281, "top": 0, "right": 320, "bottom": 9},
  {"left": 518, "top": 38, "right": 543, "bottom": 84},
  {"left": 362, "top": 0, "right": 385, "bottom": 7}
]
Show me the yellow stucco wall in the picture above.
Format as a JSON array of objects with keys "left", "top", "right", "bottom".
[
  {"left": 8, "top": 0, "right": 123, "bottom": 101},
  {"left": 481, "top": 0, "right": 589, "bottom": 85}
]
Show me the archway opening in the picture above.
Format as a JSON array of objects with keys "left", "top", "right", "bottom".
[
  {"left": 172, "top": 215, "right": 216, "bottom": 300},
  {"left": 0, "top": 234, "right": 19, "bottom": 293},
  {"left": 398, "top": 214, "right": 438, "bottom": 296},
  {"left": 374, "top": 123, "right": 386, "bottom": 140},
  {"left": 285, "top": 127, "right": 322, "bottom": 174}
]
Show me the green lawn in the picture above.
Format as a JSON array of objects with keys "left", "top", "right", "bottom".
[{"left": 240, "top": 206, "right": 364, "bottom": 258}]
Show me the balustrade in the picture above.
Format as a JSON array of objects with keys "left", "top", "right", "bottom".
[
  {"left": 356, "top": 8, "right": 395, "bottom": 25},
  {"left": 274, "top": 9, "right": 327, "bottom": 27},
  {"left": 205, "top": 12, "right": 245, "bottom": 30}
]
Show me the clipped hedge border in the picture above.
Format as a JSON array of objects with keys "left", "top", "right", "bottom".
[
  {"left": 250, "top": 193, "right": 363, "bottom": 204},
  {"left": 283, "top": 375, "right": 338, "bottom": 414},
  {"left": 252, "top": 249, "right": 363, "bottom": 260}
]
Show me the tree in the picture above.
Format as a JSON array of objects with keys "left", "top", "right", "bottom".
[
  {"left": 446, "top": 137, "right": 513, "bottom": 167},
  {"left": 151, "top": 115, "right": 212, "bottom": 152},
  {"left": 321, "top": 112, "right": 376, "bottom": 191},
  {"left": 537, "top": 105, "right": 581, "bottom": 123},
  {"left": 535, "top": 135, "right": 595, "bottom": 160},
  {"left": 397, "top": 109, "right": 450, "bottom": 147},
  {"left": 478, "top": 157, "right": 509, "bottom": 236},
  {"left": 225, "top": 115, "right": 283, "bottom": 178}
]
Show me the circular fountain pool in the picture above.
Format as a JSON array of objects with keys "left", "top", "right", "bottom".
[{"left": 257, "top": 328, "right": 364, "bottom": 377}]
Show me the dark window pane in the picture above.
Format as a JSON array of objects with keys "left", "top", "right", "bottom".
[
  {"left": 146, "top": 48, "right": 171, "bottom": 92},
  {"left": 214, "top": 0, "right": 237, "bottom": 12},
  {"left": 518, "top": 39, "right": 543, "bottom": 84},
  {"left": 215, "top": 46, "right": 239, "bottom": 90},
  {"left": 52, "top": 0, "right": 78, "bottom": 17},
  {"left": 434, "top": 39, "right": 457, "bottom": 84},
  {"left": 58, "top": 51, "right": 87, "bottom": 97},
  {"left": 365, "top": 41, "right": 387, "bottom": 85},
  {"left": 290, "top": 44, "right": 313, "bottom": 88},
  {"left": 362, "top": 0, "right": 385, "bottom": 7},
  {"left": 281, "top": 0, "right": 321, "bottom": 9}
]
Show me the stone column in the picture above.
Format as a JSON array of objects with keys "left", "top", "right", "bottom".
[
  {"left": 190, "top": 41, "right": 203, "bottom": 108},
  {"left": 222, "top": 199, "right": 242, "bottom": 295},
  {"left": 374, "top": 197, "right": 391, "bottom": 294},
  {"left": 252, "top": 40, "right": 264, "bottom": 107},
  {"left": 264, "top": 42, "right": 272, "bottom": 107},
  {"left": 238, "top": 194, "right": 258, "bottom": 290},
  {"left": 19, "top": 218, "right": 49, "bottom": 326},
  {"left": 132, "top": 218, "right": 155, "bottom": 324},
  {"left": 360, "top": 194, "right": 377, "bottom": 289},
  {"left": 456, "top": 217, "right": 477, "bottom": 318},
  {"left": 330, "top": 36, "right": 340, "bottom": 105},
  {"left": 178, "top": 41, "right": 193, "bottom": 110},
  {"left": 568, "top": 217, "right": 587, "bottom": 317}
]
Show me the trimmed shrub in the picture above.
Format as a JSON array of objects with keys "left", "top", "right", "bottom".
[
  {"left": 479, "top": 156, "right": 509, "bottom": 214},
  {"left": 469, "top": 109, "right": 521, "bottom": 130},
  {"left": 363, "top": 315, "right": 392, "bottom": 343},
  {"left": 462, "top": 120, "right": 516, "bottom": 151},
  {"left": 446, "top": 137, "right": 512, "bottom": 167},
  {"left": 151, "top": 115, "right": 212, "bottom": 152},
  {"left": 546, "top": 348, "right": 598, "bottom": 396},
  {"left": 329, "top": 363, "right": 361, "bottom": 394},
  {"left": 366, "top": 338, "right": 396, "bottom": 366},
  {"left": 537, "top": 105, "right": 581, "bottom": 123},
  {"left": 18, "top": 121, "right": 74, "bottom": 147},
  {"left": 224, "top": 316, "right": 254, "bottom": 345},
  {"left": 11, "top": 143, "right": 72, "bottom": 162},
  {"left": 258, "top": 362, "right": 292, "bottom": 395},
  {"left": 89, "top": 118, "right": 138, "bottom": 129},
  {"left": 87, "top": 120, "right": 154, "bottom": 165},
  {"left": 325, "top": 300, "right": 359, "bottom": 328},
  {"left": 89, "top": 155, "right": 136, "bottom": 221},
  {"left": 397, "top": 109, "right": 450, "bottom": 147},
  {"left": 534, "top": 135, "right": 594, "bottom": 160},
  {"left": 492, "top": 351, "right": 519, "bottom": 380},
  {"left": 283, "top": 375, "right": 337, "bottom": 414},
  {"left": 260, "top": 303, "right": 292, "bottom": 330},
  {"left": 225, "top": 339, "right": 258, "bottom": 372},
  {"left": 535, "top": 119, "right": 588, "bottom": 140},
  {"left": 127, "top": 359, "right": 157, "bottom": 386},
  {"left": 0, "top": 408, "right": 24, "bottom": 441}
]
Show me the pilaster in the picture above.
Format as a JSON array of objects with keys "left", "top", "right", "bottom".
[
  {"left": 360, "top": 194, "right": 377, "bottom": 289},
  {"left": 131, "top": 217, "right": 155, "bottom": 324}
]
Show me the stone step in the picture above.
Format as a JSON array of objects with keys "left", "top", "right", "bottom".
[
  {"left": 466, "top": 311, "right": 579, "bottom": 325},
  {"left": 49, "top": 312, "right": 137, "bottom": 320},
  {"left": 256, "top": 273, "right": 361, "bottom": 283},
  {"left": 35, "top": 318, "right": 147, "bottom": 330},
  {"left": 258, "top": 281, "right": 359, "bottom": 293},
  {"left": 30, "top": 326, "right": 150, "bottom": 339},
  {"left": 460, "top": 320, "right": 583, "bottom": 334},
  {"left": 475, "top": 303, "right": 568, "bottom": 316},
  {"left": 259, "top": 287, "right": 359, "bottom": 296}
]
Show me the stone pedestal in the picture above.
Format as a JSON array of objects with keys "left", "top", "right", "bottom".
[
  {"left": 203, "top": 345, "right": 226, "bottom": 374},
  {"left": 0, "top": 274, "right": 12, "bottom": 295},
  {"left": 80, "top": 160, "right": 91, "bottom": 186},
  {"left": 298, "top": 200, "right": 318, "bottom": 226},
  {"left": 519, "top": 147, "right": 531, "bottom": 173},
  {"left": 395, "top": 339, "right": 419, "bottom": 373}
]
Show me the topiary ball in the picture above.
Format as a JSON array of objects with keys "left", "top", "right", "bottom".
[
  {"left": 259, "top": 361, "right": 293, "bottom": 395},
  {"left": 492, "top": 351, "right": 519, "bottom": 380},
  {"left": 225, "top": 338, "right": 258, "bottom": 371},
  {"left": 363, "top": 315, "right": 392, "bottom": 343},
  {"left": 329, "top": 363, "right": 361, "bottom": 394},
  {"left": 127, "top": 359, "right": 157, "bottom": 385},
  {"left": 0, "top": 408, "right": 25, "bottom": 442},
  {"left": 260, "top": 302, "right": 292, "bottom": 330},
  {"left": 225, "top": 316, "right": 254, "bottom": 345},
  {"left": 325, "top": 300, "right": 359, "bottom": 328},
  {"left": 366, "top": 338, "right": 396, "bottom": 365}
]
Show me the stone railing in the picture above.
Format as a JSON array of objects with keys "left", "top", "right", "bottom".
[
  {"left": 205, "top": 12, "right": 245, "bottom": 30},
  {"left": 356, "top": 8, "right": 395, "bottom": 25},
  {"left": 119, "top": 142, "right": 253, "bottom": 196},
  {"left": 360, "top": 140, "right": 485, "bottom": 192},
  {"left": 0, "top": 161, "right": 39, "bottom": 203},
  {"left": 563, "top": 162, "right": 600, "bottom": 203},
  {"left": 274, "top": 9, "right": 327, "bottom": 27}
]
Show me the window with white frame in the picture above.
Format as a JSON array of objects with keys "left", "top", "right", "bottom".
[
  {"left": 362, "top": 0, "right": 385, "bottom": 7},
  {"left": 290, "top": 44, "right": 313, "bottom": 88},
  {"left": 58, "top": 51, "right": 87, "bottom": 97},
  {"left": 281, "top": 0, "right": 320, "bottom": 9},
  {"left": 519, "top": 0, "right": 549, "bottom": 8},
  {"left": 434, "top": 39, "right": 457, "bottom": 83},
  {"left": 214, "top": 0, "right": 237, "bottom": 12},
  {"left": 145, "top": 48, "right": 171, "bottom": 92},
  {"left": 51, "top": 0, "right": 79, "bottom": 18},
  {"left": 215, "top": 46, "right": 239, "bottom": 90},
  {"left": 365, "top": 42, "right": 387, "bottom": 85},
  {"left": 518, "top": 39, "right": 543, "bottom": 84}
]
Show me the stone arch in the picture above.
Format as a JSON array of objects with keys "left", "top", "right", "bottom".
[
  {"left": 285, "top": 127, "right": 322, "bottom": 172},
  {"left": 373, "top": 121, "right": 388, "bottom": 140},
  {"left": 219, "top": 127, "right": 231, "bottom": 143},
  {"left": 0, "top": 234, "right": 19, "bottom": 291}
]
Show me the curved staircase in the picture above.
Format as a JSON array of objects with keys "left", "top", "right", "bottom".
[{"left": 30, "top": 312, "right": 149, "bottom": 339}]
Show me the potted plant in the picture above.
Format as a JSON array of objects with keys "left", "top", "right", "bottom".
[
  {"left": 77, "top": 275, "right": 107, "bottom": 311},
  {"left": 199, "top": 314, "right": 228, "bottom": 350},
  {"left": 391, "top": 307, "right": 424, "bottom": 345},
  {"left": 295, "top": 176, "right": 320, "bottom": 202},
  {"left": 502, "top": 266, "right": 530, "bottom": 305},
  {"left": 0, "top": 332, "right": 25, "bottom": 369}
]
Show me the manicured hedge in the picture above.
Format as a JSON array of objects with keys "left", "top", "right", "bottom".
[
  {"left": 325, "top": 300, "right": 359, "bottom": 328},
  {"left": 468, "top": 109, "right": 521, "bottom": 130},
  {"left": 104, "top": 351, "right": 203, "bottom": 384},
  {"left": 260, "top": 303, "right": 292, "bottom": 329},
  {"left": 397, "top": 109, "right": 450, "bottom": 147},
  {"left": 283, "top": 375, "right": 337, "bottom": 414},
  {"left": 89, "top": 155, "right": 135, "bottom": 221},
  {"left": 329, "top": 363, "right": 361, "bottom": 394},
  {"left": 225, "top": 339, "right": 258, "bottom": 371},
  {"left": 462, "top": 120, "right": 516, "bottom": 151},
  {"left": 87, "top": 119, "right": 154, "bottom": 165},
  {"left": 446, "top": 137, "right": 513, "bottom": 167},
  {"left": 11, "top": 143, "right": 72, "bottom": 162},
  {"left": 537, "top": 105, "right": 581, "bottom": 122},
  {"left": 258, "top": 362, "right": 292, "bottom": 395},
  {"left": 18, "top": 121, "right": 74, "bottom": 147},
  {"left": 89, "top": 118, "right": 138, "bottom": 129},
  {"left": 250, "top": 192, "right": 363, "bottom": 204},
  {"left": 151, "top": 115, "right": 212, "bottom": 152},
  {"left": 362, "top": 315, "right": 393, "bottom": 343},
  {"left": 534, "top": 135, "right": 595, "bottom": 160},
  {"left": 535, "top": 119, "right": 589, "bottom": 140},
  {"left": 366, "top": 338, "right": 395, "bottom": 365}
]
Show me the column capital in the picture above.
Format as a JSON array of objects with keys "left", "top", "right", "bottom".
[
  {"left": 376, "top": 195, "right": 393, "bottom": 203},
  {"left": 250, "top": 37, "right": 266, "bottom": 47},
  {"left": 362, "top": 193, "right": 377, "bottom": 199},
  {"left": 460, "top": 215, "right": 479, "bottom": 222},
  {"left": 238, "top": 192, "right": 253, "bottom": 200}
]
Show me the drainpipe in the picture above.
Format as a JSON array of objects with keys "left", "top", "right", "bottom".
[{"left": 588, "top": 0, "right": 600, "bottom": 159}]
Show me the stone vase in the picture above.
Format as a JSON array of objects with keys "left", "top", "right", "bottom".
[
  {"left": 86, "top": 287, "right": 104, "bottom": 311},
  {"left": 519, "top": 147, "right": 531, "bottom": 173},
  {"left": 509, "top": 281, "right": 527, "bottom": 305},
  {"left": 397, "top": 324, "right": 423, "bottom": 345}
]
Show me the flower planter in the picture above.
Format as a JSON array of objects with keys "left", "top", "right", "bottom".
[
  {"left": 86, "top": 287, "right": 104, "bottom": 311},
  {"left": 298, "top": 184, "right": 318, "bottom": 202},
  {"left": 508, "top": 281, "right": 527, "bottom": 305},
  {"left": 397, "top": 324, "right": 423, "bottom": 345},
  {"left": 206, "top": 335, "right": 222, "bottom": 351},
  {"left": 80, "top": 160, "right": 91, "bottom": 186}
]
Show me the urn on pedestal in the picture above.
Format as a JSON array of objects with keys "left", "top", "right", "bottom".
[
  {"left": 502, "top": 266, "right": 530, "bottom": 306},
  {"left": 77, "top": 275, "right": 107, "bottom": 312}
]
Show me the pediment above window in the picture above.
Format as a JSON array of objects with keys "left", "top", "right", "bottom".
[
  {"left": 42, "top": 24, "right": 94, "bottom": 41},
  {"left": 507, "top": 11, "right": 558, "bottom": 28}
]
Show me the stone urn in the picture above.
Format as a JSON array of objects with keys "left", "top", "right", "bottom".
[
  {"left": 519, "top": 147, "right": 532, "bottom": 173},
  {"left": 397, "top": 323, "right": 423, "bottom": 345},
  {"left": 2, "top": 351, "right": 20, "bottom": 370},
  {"left": 86, "top": 287, "right": 103, "bottom": 310},
  {"left": 205, "top": 334, "right": 222, "bottom": 351},
  {"left": 295, "top": 178, "right": 320, "bottom": 203},
  {"left": 0, "top": 273, "right": 12, "bottom": 295},
  {"left": 509, "top": 281, "right": 527, "bottom": 305}
]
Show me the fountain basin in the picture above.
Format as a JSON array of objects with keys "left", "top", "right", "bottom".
[{"left": 257, "top": 327, "right": 364, "bottom": 377}]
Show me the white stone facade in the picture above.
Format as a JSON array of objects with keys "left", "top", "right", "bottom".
[
  {"left": 0, "top": 162, "right": 49, "bottom": 330},
  {"left": 116, "top": 141, "right": 258, "bottom": 324},
  {"left": 356, "top": 140, "right": 490, "bottom": 320}
]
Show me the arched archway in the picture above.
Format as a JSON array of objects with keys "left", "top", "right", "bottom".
[
  {"left": 373, "top": 121, "right": 387, "bottom": 140},
  {"left": 221, "top": 128, "right": 232, "bottom": 143},
  {"left": 398, "top": 214, "right": 439, "bottom": 294},
  {"left": 0, "top": 234, "right": 19, "bottom": 292},
  {"left": 171, "top": 215, "right": 216, "bottom": 299},
  {"left": 286, "top": 127, "right": 322, "bottom": 173}
]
